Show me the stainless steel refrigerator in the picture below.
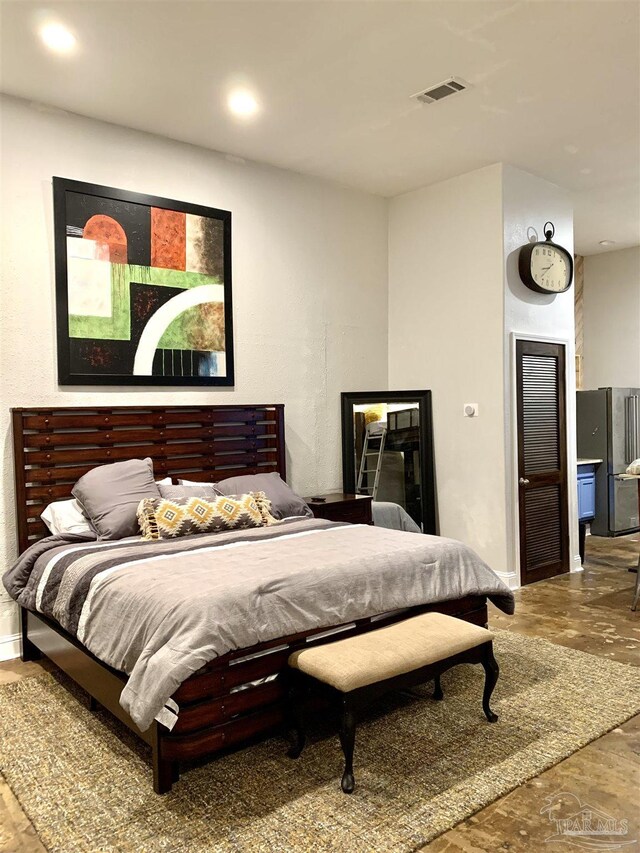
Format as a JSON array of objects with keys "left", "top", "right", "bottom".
[{"left": 577, "top": 387, "right": 640, "bottom": 536}]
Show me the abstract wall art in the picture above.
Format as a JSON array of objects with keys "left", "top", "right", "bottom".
[{"left": 53, "top": 178, "right": 233, "bottom": 385}]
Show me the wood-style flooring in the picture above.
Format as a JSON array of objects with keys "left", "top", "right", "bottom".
[
  {"left": 1, "top": 533, "right": 638, "bottom": 852},
  {"left": 428, "top": 532, "right": 640, "bottom": 852}
]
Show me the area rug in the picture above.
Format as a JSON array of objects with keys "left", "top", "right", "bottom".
[{"left": 1, "top": 631, "right": 639, "bottom": 853}]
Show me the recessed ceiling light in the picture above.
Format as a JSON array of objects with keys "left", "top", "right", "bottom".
[
  {"left": 39, "top": 22, "right": 76, "bottom": 54},
  {"left": 599, "top": 240, "right": 616, "bottom": 247},
  {"left": 227, "top": 89, "right": 259, "bottom": 118}
]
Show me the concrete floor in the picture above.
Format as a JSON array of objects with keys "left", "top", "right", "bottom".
[
  {"left": 428, "top": 532, "right": 640, "bottom": 852},
  {"left": 1, "top": 533, "right": 638, "bottom": 853}
]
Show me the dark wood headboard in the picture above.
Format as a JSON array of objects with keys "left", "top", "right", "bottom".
[{"left": 12, "top": 404, "right": 285, "bottom": 553}]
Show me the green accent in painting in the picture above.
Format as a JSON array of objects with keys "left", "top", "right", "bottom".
[
  {"left": 68, "top": 264, "right": 222, "bottom": 340},
  {"left": 158, "top": 302, "right": 225, "bottom": 351}
]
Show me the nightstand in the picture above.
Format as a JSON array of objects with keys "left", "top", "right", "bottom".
[{"left": 304, "top": 492, "right": 373, "bottom": 525}]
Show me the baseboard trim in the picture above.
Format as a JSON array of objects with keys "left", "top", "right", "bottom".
[
  {"left": 496, "top": 570, "right": 519, "bottom": 590},
  {"left": 572, "top": 553, "right": 584, "bottom": 573},
  {"left": 0, "top": 633, "right": 20, "bottom": 662}
]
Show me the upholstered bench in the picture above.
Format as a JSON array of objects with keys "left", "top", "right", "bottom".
[{"left": 286, "top": 612, "right": 499, "bottom": 793}]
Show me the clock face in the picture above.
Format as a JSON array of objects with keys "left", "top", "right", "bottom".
[{"left": 530, "top": 244, "right": 571, "bottom": 292}]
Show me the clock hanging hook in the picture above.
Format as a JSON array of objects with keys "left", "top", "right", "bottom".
[{"left": 543, "top": 221, "right": 555, "bottom": 241}]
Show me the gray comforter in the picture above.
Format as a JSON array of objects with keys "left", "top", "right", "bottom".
[
  {"left": 372, "top": 501, "right": 422, "bottom": 533},
  {"left": 3, "top": 518, "right": 514, "bottom": 731}
]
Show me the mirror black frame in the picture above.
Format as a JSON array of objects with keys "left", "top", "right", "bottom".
[{"left": 341, "top": 390, "right": 437, "bottom": 534}]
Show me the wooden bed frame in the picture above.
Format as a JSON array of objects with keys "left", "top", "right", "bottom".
[{"left": 11, "top": 404, "right": 488, "bottom": 794}]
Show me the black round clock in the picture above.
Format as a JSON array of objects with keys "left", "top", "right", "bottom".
[{"left": 518, "top": 222, "right": 573, "bottom": 294}]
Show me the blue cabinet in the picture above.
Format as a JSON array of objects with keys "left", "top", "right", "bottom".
[{"left": 577, "top": 464, "right": 597, "bottom": 521}]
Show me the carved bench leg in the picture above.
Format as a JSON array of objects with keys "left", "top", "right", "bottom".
[
  {"left": 433, "top": 674, "right": 443, "bottom": 701},
  {"left": 339, "top": 695, "right": 356, "bottom": 794},
  {"left": 481, "top": 642, "right": 499, "bottom": 723}
]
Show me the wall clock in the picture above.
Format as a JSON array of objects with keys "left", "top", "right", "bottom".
[{"left": 518, "top": 222, "right": 573, "bottom": 294}]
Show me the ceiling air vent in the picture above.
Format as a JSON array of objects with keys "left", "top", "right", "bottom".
[{"left": 411, "top": 77, "right": 472, "bottom": 105}]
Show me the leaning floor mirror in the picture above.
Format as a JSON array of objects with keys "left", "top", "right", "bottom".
[{"left": 341, "top": 390, "right": 437, "bottom": 534}]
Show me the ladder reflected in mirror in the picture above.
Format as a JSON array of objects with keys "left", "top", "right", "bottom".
[{"left": 356, "top": 422, "right": 387, "bottom": 499}]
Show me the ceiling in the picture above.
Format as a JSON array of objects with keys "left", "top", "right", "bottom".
[{"left": 1, "top": 1, "right": 639, "bottom": 256}]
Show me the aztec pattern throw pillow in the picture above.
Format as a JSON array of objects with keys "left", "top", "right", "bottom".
[{"left": 137, "top": 491, "right": 279, "bottom": 540}]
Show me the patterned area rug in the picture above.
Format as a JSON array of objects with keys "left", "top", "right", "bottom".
[{"left": 1, "top": 630, "right": 639, "bottom": 853}]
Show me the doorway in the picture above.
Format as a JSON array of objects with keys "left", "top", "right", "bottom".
[{"left": 516, "top": 339, "right": 570, "bottom": 584}]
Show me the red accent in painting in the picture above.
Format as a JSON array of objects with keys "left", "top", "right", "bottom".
[
  {"left": 151, "top": 208, "right": 186, "bottom": 271},
  {"left": 83, "top": 215, "right": 128, "bottom": 263},
  {"left": 87, "top": 344, "right": 112, "bottom": 368}
]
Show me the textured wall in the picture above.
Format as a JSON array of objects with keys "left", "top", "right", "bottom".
[
  {"left": 583, "top": 246, "right": 640, "bottom": 389},
  {"left": 389, "top": 164, "right": 577, "bottom": 585},
  {"left": 0, "top": 96, "right": 389, "bottom": 651},
  {"left": 388, "top": 165, "right": 508, "bottom": 572}
]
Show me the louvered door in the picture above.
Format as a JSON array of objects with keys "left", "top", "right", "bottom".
[{"left": 516, "top": 340, "right": 569, "bottom": 584}]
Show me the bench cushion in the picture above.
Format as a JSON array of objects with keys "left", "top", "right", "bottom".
[{"left": 288, "top": 612, "right": 494, "bottom": 693}]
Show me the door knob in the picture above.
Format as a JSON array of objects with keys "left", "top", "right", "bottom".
[{"left": 519, "top": 477, "right": 530, "bottom": 485}]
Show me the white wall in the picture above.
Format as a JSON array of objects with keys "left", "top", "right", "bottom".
[
  {"left": 502, "top": 164, "right": 579, "bottom": 577},
  {"left": 389, "top": 163, "right": 577, "bottom": 585},
  {"left": 582, "top": 246, "right": 640, "bottom": 389},
  {"left": 0, "top": 95, "right": 389, "bottom": 656},
  {"left": 388, "top": 164, "right": 508, "bottom": 572}
]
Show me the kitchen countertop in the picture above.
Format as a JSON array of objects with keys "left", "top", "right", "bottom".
[{"left": 577, "top": 458, "right": 603, "bottom": 465}]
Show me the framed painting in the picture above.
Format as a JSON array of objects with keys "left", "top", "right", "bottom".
[{"left": 52, "top": 178, "right": 234, "bottom": 386}]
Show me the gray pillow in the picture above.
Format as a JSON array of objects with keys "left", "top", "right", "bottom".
[
  {"left": 213, "top": 472, "right": 312, "bottom": 520},
  {"left": 72, "top": 457, "right": 161, "bottom": 540},
  {"left": 158, "top": 483, "right": 220, "bottom": 500}
]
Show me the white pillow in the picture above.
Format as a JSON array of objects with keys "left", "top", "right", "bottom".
[
  {"left": 41, "top": 499, "right": 94, "bottom": 537},
  {"left": 156, "top": 477, "right": 173, "bottom": 485}
]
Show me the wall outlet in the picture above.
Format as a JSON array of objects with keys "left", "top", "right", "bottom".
[{"left": 463, "top": 403, "right": 479, "bottom": 417}]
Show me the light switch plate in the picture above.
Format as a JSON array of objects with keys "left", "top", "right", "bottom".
[{"left": 463, "top": 403, "right": 479, "bottom": 417}]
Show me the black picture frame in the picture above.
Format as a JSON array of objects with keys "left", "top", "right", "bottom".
[
  {"left": 340, "top": 390, "right": 437, "bottom": 534},
  {"left": 53, "top": 177, "right": 234, "bottom": 386}
]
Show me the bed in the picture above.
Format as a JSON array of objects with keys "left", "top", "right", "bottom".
[{"left": 5, "top": 404, "right": 513, "bottom": 793}]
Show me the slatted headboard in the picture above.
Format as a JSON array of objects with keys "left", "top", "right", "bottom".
[{"left": 12, "top": 404, "right": 286, "bottom": 553}]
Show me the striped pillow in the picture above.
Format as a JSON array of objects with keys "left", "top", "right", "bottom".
[{"left": 137, "top": 491, "right": 278, "bottom": 540}]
